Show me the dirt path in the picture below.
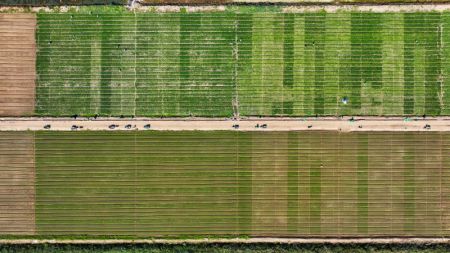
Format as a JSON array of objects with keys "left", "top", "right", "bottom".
[
  {"left": 282, "top": 4, "right": 450, "bottom": 12},
  {"left": 0, "top": 14, "right": 36, "bottom": 116},
  {"left": 0, "top": 117, "right": 448, "bottom": 132},
  {"left": 3, "top": 237, "right": 450, "bottom": 244},
  {"left": 3, "top": 4, "right": 450, "bottom": 13}
]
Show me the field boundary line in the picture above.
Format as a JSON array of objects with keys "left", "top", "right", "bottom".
[
  {"left": 4, "top": 5, "right": 450, "bottom": 13},
  {"left": 2, "top": 116, "right": 450, "bottom": 121},
  {"left": 0, "top": 117, "right": 448, "bottom": 131},
  {"left": 3, "top": 238, "right": 450, "bottom": 244}
]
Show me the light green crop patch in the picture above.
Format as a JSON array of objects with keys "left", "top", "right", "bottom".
[{"left": 36, "top": 10, "right": 450, "bottom": 117}]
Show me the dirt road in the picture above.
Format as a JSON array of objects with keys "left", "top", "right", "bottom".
[{"left": 0, "top": 117, "right": 448, "bottom": 132}]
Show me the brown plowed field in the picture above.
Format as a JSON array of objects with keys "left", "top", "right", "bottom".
[
  {"left": 0, "top": 132, "right": 35, "bottom": 235},
  {"left": 0, "top": 14, "right": 36, "bottom": 116}
]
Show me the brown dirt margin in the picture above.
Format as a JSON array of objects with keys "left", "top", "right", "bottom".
[
  {"left": 0, "top": 117, "right": 448, "bottom": 132},
  {"left": 0, "top": 132, "right": 35, "bottom": 235},
  {"left": 2, "top": 238, "right": 450, "bottom": 244},
  {"left": 3, "top": 4, "right": 450, "bottom": 12},
  {"left": 0, "top": 14, "right": 36, "bottom": 116}
]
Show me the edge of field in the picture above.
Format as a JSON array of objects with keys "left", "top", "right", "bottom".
[
  {"left": 3, "top": 3, "right": 450, "bottom": 13},
  {"left": 2, "top": 0, "right": 450, "bottom": 6},
  {"left": 3, "top": 238, "right": 450, "bottom": 244},
  {"left": 0, "top": 117, "right": 449, "bottom": 132}
]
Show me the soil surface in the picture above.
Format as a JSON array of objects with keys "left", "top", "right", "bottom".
[
  {"left": 0, "top": 132, "right": 35, "bottom": 235},
  {"left": 0, "top": 14, "right": 36, "bottom": 116},
  {"left": 0, "top": 117, "right": 448, "bottom": 132}
]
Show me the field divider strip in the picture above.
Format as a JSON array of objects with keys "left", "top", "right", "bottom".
[
  {"left": 4, "top": 5, "right": 450, "bottom": 14},
  {"left": 3, "top": 238, "right": 450, "bottom": 244},
  {"left": 0, "top": 117, "right": 449, "bottom": 131}
]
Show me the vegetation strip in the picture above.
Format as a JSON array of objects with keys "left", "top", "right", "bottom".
[
  {"left": 30, "top": 9, "right": 450, "bottom": 117},
  {"left": 5, "top": 238, "right": 450, "bottom": 244},
  {"left": 4, "top": 243, "right": 450, "bottom": 253}
]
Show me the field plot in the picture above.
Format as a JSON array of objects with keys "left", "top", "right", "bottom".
[
  {"left": 36, "top": 12, "right": 235, "bottom": 117},
  {"left": 0, "top": 132, "right": 35, "bottom": 235},
  {"left": 34, "top": 11, "right": 450, "bottom": 117},
  {"left": 238, "top": 12, "right": 448, "bottom": 116},
  {"left": 35, "top": 131, "right": 245, "bottom": 236},
  {"left": 30, "top": 131, "right": 450, "bottom": 237},
  {"left": 0, "top": 14, "right": 36, "bottom": 116}
]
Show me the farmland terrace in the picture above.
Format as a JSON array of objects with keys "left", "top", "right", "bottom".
[
  {"left": 0, "top": 131, "right": 448, "bottom": 238},
  {"left": 2, "top": 8, "right": 450, "bottom": 117}
]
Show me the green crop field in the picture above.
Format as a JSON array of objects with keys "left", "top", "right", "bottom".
[
  {"left": 17, "top": 131, "right": 447, "bottom": 237},
  {"left": 36, "top": 12, "right": 235, "bottom": 117},
  {"left": 36, "top": 10, "right": 450, "bottom": 117}
]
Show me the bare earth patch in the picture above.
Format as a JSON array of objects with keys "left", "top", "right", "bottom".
[
  {"left": 0, "top": 117, "right": 448, "bottom": 132},
  {"left": 0, "top": 14, "right": 36, "bottom": 116},
  {"left": 0, "top": 132, "right": 35, "bottom": 235}
]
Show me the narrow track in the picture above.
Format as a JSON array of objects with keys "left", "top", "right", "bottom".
[
  {"left": 0, "top": 117, "right": 448, "bottom": 131},
  {"left": 3, "top": 237, "right": 450, "bottom": 244}
]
